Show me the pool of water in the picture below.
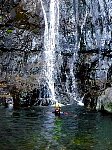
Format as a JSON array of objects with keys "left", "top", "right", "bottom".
[{"left": 0, "top": 105, "right": 112, "bottom": 150}]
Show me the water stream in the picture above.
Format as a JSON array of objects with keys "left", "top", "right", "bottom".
[{"left": 40, "top": 0, "right": 59, "bottom": 102}]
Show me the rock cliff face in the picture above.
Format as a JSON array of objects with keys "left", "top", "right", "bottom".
[
  {"left": 0, "top": 0, "right": 112, "bottom": 109},
  {"left": 0, "top": 0, "right": 44, "bottom": 51}
]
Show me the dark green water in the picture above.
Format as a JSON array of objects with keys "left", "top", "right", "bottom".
[{"left": 0, "top": 105, "right": 112, "bottom": 150}]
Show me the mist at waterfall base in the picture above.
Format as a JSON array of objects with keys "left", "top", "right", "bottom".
[{"left": 0, "top": 105, "right": 112, "bottom": 150}]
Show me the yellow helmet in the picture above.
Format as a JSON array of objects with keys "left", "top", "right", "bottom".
[{"left": 55, "top": 102, "right": 61, "bottom": 108}]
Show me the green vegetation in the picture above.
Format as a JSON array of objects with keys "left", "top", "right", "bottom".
[
  {"left": 7, "top": 29, "right": 13, "bottom": 34},
  {"left": 105, "top": 102, "right": 112, "bottom": 112}
]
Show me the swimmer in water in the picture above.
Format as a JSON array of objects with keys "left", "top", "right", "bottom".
[{"left": 54, "top": 102, "right": 61, "bottom": 116}]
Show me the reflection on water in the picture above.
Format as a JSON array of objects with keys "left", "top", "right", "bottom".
[{"left": 0, "top": 105, "right": 112, "bottom": 150}]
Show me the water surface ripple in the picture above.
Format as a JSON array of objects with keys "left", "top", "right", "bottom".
[{"left": 0, "top": 105, "right": 112, "bottom": 150}]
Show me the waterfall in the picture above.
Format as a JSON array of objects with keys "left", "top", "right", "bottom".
[
  {"left": 40, "top": 0, "right": 49, "bottom": 51},
  {"left": 40, "top": 0, "right": 59, "bottom": 102}
]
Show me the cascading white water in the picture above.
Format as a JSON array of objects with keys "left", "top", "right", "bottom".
[{"left": 40, "top": 0, "right": 59, "bottom": 102}]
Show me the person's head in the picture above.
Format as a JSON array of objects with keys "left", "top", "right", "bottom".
[{"left": 59, "top": 106, "right": 61, "bottom": 110}]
